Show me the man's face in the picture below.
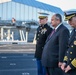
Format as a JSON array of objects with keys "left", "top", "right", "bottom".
[
  {"left": 68, "top": 17, "right": 76, "bottom": 28},
  {"left": 51, "top": 15, "right": 59, "bottom": 28},
  {"left": 39, "top": 18, "right": 48, "bottom": 25}
]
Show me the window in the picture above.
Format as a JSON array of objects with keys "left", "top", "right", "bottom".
[
  {"left": 11, "top": 2, "right": 16, "bottom": 19},
  {"left": 28, "top": 6, "right": 33, "bottom": 20},
  {"left": 20, "top": 4, "right": 25, "bottom": 21},
  {"left": 15, "top": 3, "right": 20, "bottom": 20},
  {"left": 0, "top": 3, "right": 3, "bottom": 19},
  {"left": 24, "top": 5, "right": 29, "bottom": 21}
]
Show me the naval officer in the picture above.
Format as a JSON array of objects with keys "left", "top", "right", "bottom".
[{"left": 61, "top": 11, "right": 76, "bottom": 75}]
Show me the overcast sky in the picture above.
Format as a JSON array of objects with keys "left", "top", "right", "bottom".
[{"left": 36, "top": 0, "right": 76, "bottom": 11}]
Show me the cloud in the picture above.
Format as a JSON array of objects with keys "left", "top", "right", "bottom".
[{"left": 36, "top": 0, "right": 76, "bottom": 11}]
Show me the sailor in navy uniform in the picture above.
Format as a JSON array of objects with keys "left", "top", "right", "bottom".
[
  {"left": 35, "top": 12, "right": 52, "bottom": 75},
  {"left": 61, "top": 11, "right": 76, "bottom": 75}
]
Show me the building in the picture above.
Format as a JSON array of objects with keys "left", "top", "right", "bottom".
[
  {"left": 0, "top": 0, "right": 64, "bottom": 43},
  {"left": 0, "top": 0, "right": 64, "bottom": 22}
]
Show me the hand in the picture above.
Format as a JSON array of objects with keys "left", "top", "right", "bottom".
[
  {"left": 58, "top": 62, "right": 63, "bottom": 68},
  {"left": 61, "top": 63, "right": 66, "bottom": 71},
  {"left": 65, "top": 65, "right": 71, "bottom": 73}
]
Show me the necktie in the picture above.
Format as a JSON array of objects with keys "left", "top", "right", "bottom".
[
  {"left": 45, "top": 29, "right": 55, "bottom": 43},
  {"left": 49, "top": 29, "right": 55, "bottom": 38}
]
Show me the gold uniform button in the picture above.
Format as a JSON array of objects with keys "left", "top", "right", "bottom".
[
  {"left": 70, "top": 58, "right": 72, "bottom": 60},
  {"left": 38, "top": 34, "right": 39, "bottom": 36},
  {"left": 37, "top": 38, "right": 39, "bottom": 40},
  {"left": 70, "top": 52, "right": 72, "bottom": 54},
  {"left": 67, "top": 51, "right": 68, "bottom": 53},
  {"left": 71, "top": 45, "right": 73, "bottom": 47}
]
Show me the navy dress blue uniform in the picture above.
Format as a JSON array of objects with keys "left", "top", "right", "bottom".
[
  {"left": 35, "top": 23, "right": 52, "bottom": 75},
  {"left": 64, "top": 29, "right": 76, "bottom": 75},
  {"left": 42, "top": 24, "right": 69, "bottom": 75},
  {"left": 63, "top": 11, "right": 76, "bottom": 75}
]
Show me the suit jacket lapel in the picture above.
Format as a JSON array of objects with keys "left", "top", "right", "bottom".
[
  {"left": 49, "top": 24, "right": 63, "bottom": 40},
  {"left": 56, "top": 24, "right": 63, "bottom": 32}
]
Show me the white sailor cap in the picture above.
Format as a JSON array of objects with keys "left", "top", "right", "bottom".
[
  {"left": 38, "top": 12, "right": 49, "bottom": 19},
  {"left": 64, "top": 10, "right": 76, "bottom": 20}
]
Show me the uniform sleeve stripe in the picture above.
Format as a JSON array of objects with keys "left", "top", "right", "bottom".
[{"left": 71, "top": 58, "right": 76, "bottom": 68}]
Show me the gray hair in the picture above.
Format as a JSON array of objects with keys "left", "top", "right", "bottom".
[{"left": 55, "top": 14, "right": 62, "bottom": 22}]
